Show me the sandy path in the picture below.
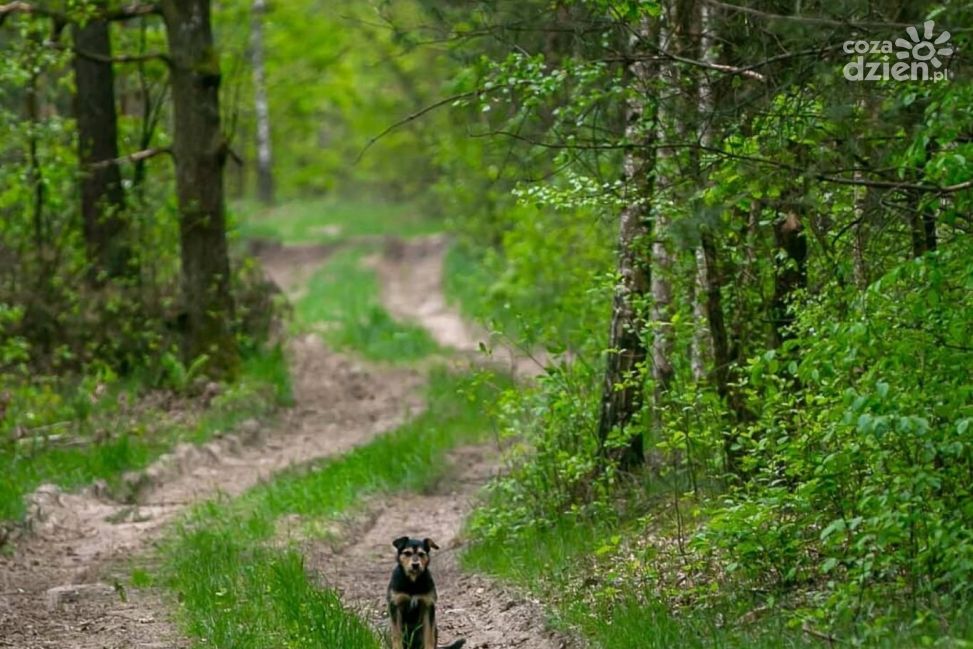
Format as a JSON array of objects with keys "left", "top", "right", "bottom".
[
  {"left": 307, "top": 445, "right": 570, "bottom": 649},
  {"left": 369, "top": 235, "right": 547, "bottom": 379},
  {"left": 311, "top": 236, "right": 572, "bottom": 648},
  {"left": 0, "top": 235, "right": 568, "bottom": 649},
  {"left": 0, "top": 246, "right": 422, "bottom": 649}
]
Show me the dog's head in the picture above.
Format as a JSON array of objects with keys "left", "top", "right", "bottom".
[{"left": 393, "top": 536, "right": 439, "bottom": 580}]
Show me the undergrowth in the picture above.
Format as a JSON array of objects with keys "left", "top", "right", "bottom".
[
  {"left": 159, "top": 368, "right": 506, "bottom": 649},
  {"left": 463, "top": 511, "right": 819, "bottom": 649},
  {"left": 458, "top": 235, "right": 973, "bottom": 647}
]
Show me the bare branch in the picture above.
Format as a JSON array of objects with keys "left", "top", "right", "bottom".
[
  {"left": 226, "top": 146, "right": 244, "bottom": 166},
  {"left": 356, "top": 89, "right": 486, "bottom": 163},
  {"left": 737, "top": 44, "right": 844, "bottom": 73},
  {"left": 477, "top": 128, "right": 973, "bottom": 196},
  {"left": 706, "top": 0, "right": 914, "bottom": 30},
  {"left": 88, "top": 147, "right": 171, "bottom": 169},
  {"left": 103, "top": 3, "right": 160, "bottom": 21},
  {"left": 0, "top": 1, "right": 158, "bottom": 27},
  {"left": 0, "top": 1, "right": 61, "bottom": 25},
  {"left": 940, "top": 178, "right": 973, "bottom": 194},
  {"left": 45, "top": 37, "right": 171, "bottom": 66},
  {"left": 70, "top": 44, "right": 170, "bottom": 67},
  {"left": 658, "top": 47, "right": 766, "bottom": 82},
  {"left": 711, "top": 2, "right": 973, "bottom": 34}
]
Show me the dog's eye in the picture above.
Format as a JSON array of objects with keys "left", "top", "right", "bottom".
[
  {"left": 402, "top": 550, "right": 413, "bottom": 556},
  {"left": 417, "top": 551, "right": 427, "bottom": 558}
]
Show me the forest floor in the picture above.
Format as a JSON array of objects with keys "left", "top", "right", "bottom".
[{"left": 0, "top": 235, "right": 567, "bottom": 648}]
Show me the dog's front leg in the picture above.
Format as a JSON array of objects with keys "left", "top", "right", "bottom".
[
  {"left": 390, "top": 606, "right": 404, "bottom": 649},
  {"left": 421, "top": 604, "right": 437, "bottom": 649}
]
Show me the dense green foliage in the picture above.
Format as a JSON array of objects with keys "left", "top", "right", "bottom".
[{"left": 428, "top": 1, "right": 973, "bottom": 645}]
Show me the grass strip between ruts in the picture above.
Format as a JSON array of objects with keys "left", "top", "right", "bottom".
[{"left": 158, "top": 368, "right": 507, "bottom": 649}]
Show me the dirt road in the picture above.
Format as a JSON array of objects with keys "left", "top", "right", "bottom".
[
  {"left": 0, "top": 236, "right": 567, "bottom": 649},
  {"left": 307, "top": 444, "right": 567, "bottom": 649}
]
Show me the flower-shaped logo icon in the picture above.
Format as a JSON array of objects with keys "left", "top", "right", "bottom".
[{"left": 896, "top": 20, "right": 953, "bottom": 68}]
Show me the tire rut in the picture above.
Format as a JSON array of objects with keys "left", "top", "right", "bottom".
[
  {"left": 306, "top": 445, "right": 570, "bottom": 649},
  {"left": 0, "top": 245, "right": 422, "bottom": 649}
]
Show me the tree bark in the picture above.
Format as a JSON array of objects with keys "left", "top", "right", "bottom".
[
  {"left": 690, "top": 248, "right": 710, "bottom": 382},
  {"left": 596, "top": 22, "right": 655, "bottom": 469},
  {"left": 649, "top": 12, "right": 679, "bottom": 431},
  {"left": 73, "top": 17, "right": 130, "bottom": 283},
  {"left": 691, "top": 1, "right": 751, "bottom": 473},
  {"left": 907, "top": 188, "right": 937, "bottom": 258},
  {"left": 689, "top": 0, "right": 715, "bottom": 384},
  {"left": 161, "top": 0, "right": 239, "bottom": 377},
  {"left": 770, "top": 211, "right": 807, "bottom": 347},
  {"left": 251, "top": 0, "right": 274, "bottom": 204}
]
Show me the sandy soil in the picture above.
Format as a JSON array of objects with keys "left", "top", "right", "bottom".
[
  {"left": 0, "top": 236, "right": 568, "bottom": 649},
  {"left": 307, "top": 445, "right": 570, "bottom": 649}
]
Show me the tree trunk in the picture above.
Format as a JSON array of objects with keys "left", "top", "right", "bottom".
[
  {"left": 73, "top": 18, "right": 130, "bottom": 283},
  {"left": 907, "top": 188, "right": 937, "bottom": 258},
  {"left": 161, "top": 0, "right": 239, "bottom": 377},
  {"left": 770, "top": 211, "right": 807, "bottom": 347},
  {"left": 689, "top": 0, "right": 715, "bottom": 385},
  {"left": 691, "top": 1, "right": 751, "bottom": 473},
  {"left": 251, "top": 0, "right": 274, "bottom": 205},
  {"left": 690, "top": 248, "right": 710, "bottom": 382},
  {"left": 596, "top": 22, "right": 655, "bottom": 469},
  {"left": 650, "top": 15, "right": 678, "bottom": 431}
]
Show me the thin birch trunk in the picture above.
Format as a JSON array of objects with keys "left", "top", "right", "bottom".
[
  {"left": 650, "top": 14, "right": 676, "bottom": 433},
  {"left": 251, "top": 0, "right": 274, "bottom": 205},
  {"left": 596, "top": 21, "right": 656, "bottom": 469}
]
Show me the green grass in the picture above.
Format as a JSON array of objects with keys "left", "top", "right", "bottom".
[
  {"left": 160, "top": 368, "right": 506, "bottom": 648},
  {"left": 295, "top": 246, "right": 438, "bottom": 362},
  {"left": 168, "top": 532, "right": 380, "bottom": 648},
  {"left": 463, "top": 516, "right": 819, "bottom": 649},
  {"left": 232, "top": 198, "right": 442, "bottom": 245},
  {"left": 0, "top": 348, "right": 291, "bottom": 523}
]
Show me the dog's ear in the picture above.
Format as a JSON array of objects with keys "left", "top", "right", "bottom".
[
  {"left": 393, "top": 536, "right": 410, "bottom": 552},
  {"left": 423, "top": 538, "right": 439, "bottom": 551}
]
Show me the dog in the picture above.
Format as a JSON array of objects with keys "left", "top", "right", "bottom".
[{"left": 387, "top": 536, "right": 465, "bottom": 649}]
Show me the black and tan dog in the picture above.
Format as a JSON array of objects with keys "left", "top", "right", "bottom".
[{"left": 387, "top": 536, "right": 465, "bottom": 649}]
